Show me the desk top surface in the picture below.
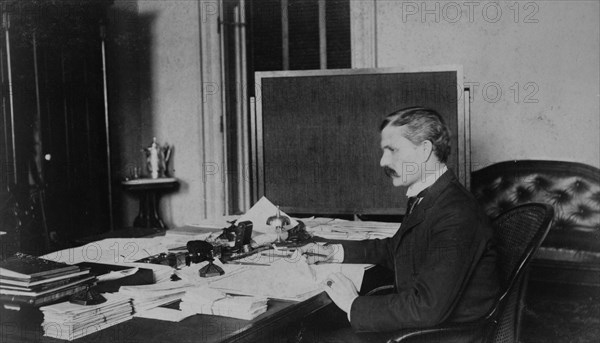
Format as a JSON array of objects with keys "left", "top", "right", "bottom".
[{"left": 1, "top": 227, "right": 333, "bottom": 343}]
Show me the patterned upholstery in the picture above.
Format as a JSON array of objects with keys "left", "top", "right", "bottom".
[{"left": 471, "top": 160, "right": 600, "bottom": 257}]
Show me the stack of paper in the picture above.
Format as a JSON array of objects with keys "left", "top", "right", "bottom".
[
  {"left": 180, "top": 287, "right": 268, "bottom": 320},
  {"left": 40, "top": 293, "right": 133, "bottom": 341},
  {"left": 118, "top": 282, "right": 195, "bottom": 315}
]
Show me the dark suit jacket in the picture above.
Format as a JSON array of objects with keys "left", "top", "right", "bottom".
[{"left": 342, "top": 170, "right": 500, "bottom": 332}]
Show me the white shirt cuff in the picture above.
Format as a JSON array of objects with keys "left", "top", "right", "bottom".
[{"left": 330, "top": 244, "right": 344, "bottom": 263}]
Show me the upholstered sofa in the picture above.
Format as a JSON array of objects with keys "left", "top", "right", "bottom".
[{"left": 471, "top": 160, "right": 600, "bottom": 286}]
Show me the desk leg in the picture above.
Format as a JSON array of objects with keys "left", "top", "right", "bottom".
[{"left": 133, "top": 191, "right": 167, "bottom": 230}]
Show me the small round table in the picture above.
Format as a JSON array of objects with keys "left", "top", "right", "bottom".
[{"left": 121, "top": 177, "right": 178, "bottom": 230}]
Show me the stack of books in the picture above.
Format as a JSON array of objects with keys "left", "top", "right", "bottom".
[
  {"left": 40, "top": 293, "right": 133, "bottom": 341},
  {"left": 0, "top": 253, "right": 95, "bottom": 309},
  {"left": 180, "top": 287, "right": 268, "bottom": 320}
]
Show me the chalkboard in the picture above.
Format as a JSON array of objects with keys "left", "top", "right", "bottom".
[{"left": 253, "top": 67, "right": 467, "bottom": 215}]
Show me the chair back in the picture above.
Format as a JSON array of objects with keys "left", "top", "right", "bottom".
[{"left": 489, "top": 203, "right": 554, "bottom": 343}]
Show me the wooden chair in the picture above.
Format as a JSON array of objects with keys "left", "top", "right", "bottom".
[{"left": 366, "top": 203, "right": 554, "bottom": 343}]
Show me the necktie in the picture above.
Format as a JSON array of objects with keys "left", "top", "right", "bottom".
[
  {"left": 405, "top": 197, "right": 419, "bottom": 216},
  {"left": 405, "top": 189, "right": 428, "bottom": 216}
]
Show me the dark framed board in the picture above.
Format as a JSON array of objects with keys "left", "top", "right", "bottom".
[{"left": 252, "top": 66, "right": 468, "bottom": 215}]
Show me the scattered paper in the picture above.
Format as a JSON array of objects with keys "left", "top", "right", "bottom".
[
  {"left": 304, "top": 218, "right": 400, "bottom": 240},
  {"left": 207, "top": 256, "right": 366, "bottom": 302},
  {"left": 97, "top": 267, "right": 139, "bottom": 282},
  {"left": 186, "top": 215, "right": 241, "bottom": 230},
  {"left": 236, "top": 197, "right": 298, "bottom": 234}
]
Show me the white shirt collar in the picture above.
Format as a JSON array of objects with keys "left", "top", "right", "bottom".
[{"left": 406, "top": 165, "right": 448, "bottom": 197}]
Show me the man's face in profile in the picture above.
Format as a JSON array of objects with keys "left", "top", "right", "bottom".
[{"left": 379, "top": 125, "right": 422, "bottom": 188}]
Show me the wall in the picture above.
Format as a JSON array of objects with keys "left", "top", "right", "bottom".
[
  {"left": 107, "top": 0, "right": 144, "bottom": 229},
  {"left": 109, "top": 0, "right": 225, "bottom": 228},
  {"left": 354, "top": 0, "right": 600, "bottom": 169}
]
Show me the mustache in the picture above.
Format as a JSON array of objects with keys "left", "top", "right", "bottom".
[{"left": 383, "top": 167, "right": 398, "bottom": 178}]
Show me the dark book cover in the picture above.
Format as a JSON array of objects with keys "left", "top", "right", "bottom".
[
  {"left": 0, "top": 274, "right": 94, "bottom": 292},
  {"left": 0, "top": 253, "right": 79, "bottom": 280},
  {"left": 0, "top": 269, "right": 91, "bottom": 287}
]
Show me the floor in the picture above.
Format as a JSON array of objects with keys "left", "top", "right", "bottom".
[{"left": 521, "top": 281, "right": 600, "bottom": 343}]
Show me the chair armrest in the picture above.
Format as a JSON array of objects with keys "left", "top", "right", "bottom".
[
  {"left": 386, "top": 321, "right": 488, "bottom": 343},
  {"left": 365, "top": 284, "right": 395, "bottom": 296}
]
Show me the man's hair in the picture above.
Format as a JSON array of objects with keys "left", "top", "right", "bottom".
[{"left": 380, "top": 107, "right": 451, "bottom": 163}]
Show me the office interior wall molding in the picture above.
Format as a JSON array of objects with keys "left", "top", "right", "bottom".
[
  {"left": 199, "top": 0, "right": 226, "bottom": 219},
  {"left": 350, "top": 0, "right": 377, "bottom": 68}
]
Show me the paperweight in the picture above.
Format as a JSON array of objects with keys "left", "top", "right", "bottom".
[{"left": 69, "top": 287, "right": 107, "bottom": 305}]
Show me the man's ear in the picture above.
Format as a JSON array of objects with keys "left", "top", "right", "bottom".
[{"left": 420, "top": 140, "right": 434, "bottom": 162}]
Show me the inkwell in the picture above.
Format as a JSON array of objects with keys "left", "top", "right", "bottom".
[{"left": 186, "top": 240, "right": 224, "bottom": 277}]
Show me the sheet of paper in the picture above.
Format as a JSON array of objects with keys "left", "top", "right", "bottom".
[
  {"left": 97, "top": 267, "right": 139, "bottom": 282},
  {"left": 134, "top": 307, "right": 194, "bottom": 322},
  {"left": 185, "top": 215, "right": 241, "bottom": 229},
  {"left": 236, "top": 196, "right": 299, "bottom": 234},
  {"left": 303, "top": 218, "right": 400, "bottom": 240},
  {"left": 206, "top": 256, "right": 366, "bottom": 302},
  {"left": 119, "top": 281, "right": 196, "bottom": 294}
]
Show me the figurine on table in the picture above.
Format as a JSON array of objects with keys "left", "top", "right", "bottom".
[{"left": 143, "top": 137, "right": 171, "bottom": 179}]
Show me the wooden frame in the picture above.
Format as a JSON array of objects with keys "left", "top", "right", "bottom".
[{"left": 253, "top": 65, "right": 468, "bottom": 215}]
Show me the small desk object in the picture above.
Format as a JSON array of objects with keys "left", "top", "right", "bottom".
[{"left": 121, "top": 177, "right": 178, "bottom": 230}]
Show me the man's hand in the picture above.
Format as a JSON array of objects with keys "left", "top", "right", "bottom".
[
  {"left": 323, "top": 272, "right": 359, "bottom": 316},
  {"left": 296, "top": 243, "right": 343, "bottom": 264}
]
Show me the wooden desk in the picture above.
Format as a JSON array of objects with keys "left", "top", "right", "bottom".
[
  {"left": 0, "top": 292, "right": 332, "bottom": 343},
  {"left": 1, "top": 227, "right": 336, "bottom": 343},
  {"left": 1, "top": 226, "right": 401, "bottom": 342}
]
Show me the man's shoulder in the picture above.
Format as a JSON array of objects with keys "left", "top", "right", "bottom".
[
  {"left": 430, "top": 180, "right": 490, "bottom": 224},
  {"left": 436, "top": 179, "right": 479, "bottom": 207}
]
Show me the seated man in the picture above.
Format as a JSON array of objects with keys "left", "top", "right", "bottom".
[{"left": 300, "top": 107, "right": 500, "bottom": 332}]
